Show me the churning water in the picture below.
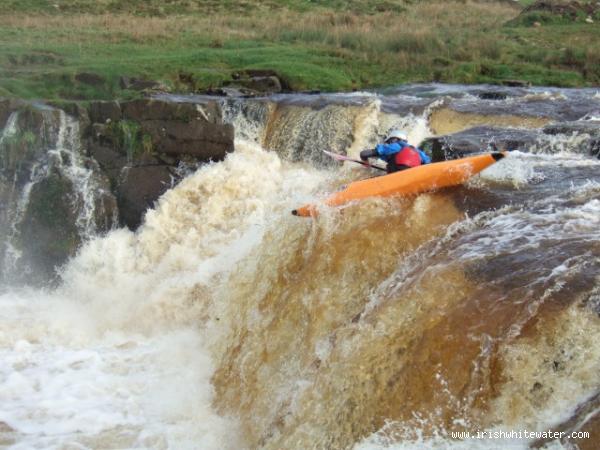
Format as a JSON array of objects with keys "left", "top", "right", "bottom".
[{"left": 1, "top": 85, "right": 599, "bottom": 449}]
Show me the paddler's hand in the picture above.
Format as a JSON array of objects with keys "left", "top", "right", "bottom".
[{"left": 360, "top": 149, "right": 377, "bottom": 161}]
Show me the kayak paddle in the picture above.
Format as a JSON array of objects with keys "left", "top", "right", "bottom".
[{"left": 323, "top": 150, "right": 386, "bottom": 172}]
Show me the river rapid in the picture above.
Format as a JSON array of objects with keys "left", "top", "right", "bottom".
[{"left": 1, "top": 84, "right": 600, "bottom": 449}]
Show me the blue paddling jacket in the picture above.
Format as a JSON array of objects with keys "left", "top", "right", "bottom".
[{"left": 375, "top": 142, "right": 431, "bottom": 164}]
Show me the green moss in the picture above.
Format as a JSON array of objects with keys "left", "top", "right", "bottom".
[
  {"left": 105, "top": 120, "right": 156, "bottom": 160},
  {"left": 106, "top": 120, "right": 141, "bottom": 159}
]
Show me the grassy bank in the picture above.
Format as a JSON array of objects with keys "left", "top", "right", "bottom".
[{"left": 0, "top": 0, "right": 599, "bottom": 100}]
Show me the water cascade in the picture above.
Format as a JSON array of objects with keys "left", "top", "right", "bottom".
[{"left": 1, "top": 85, "right": 599, "bottom": 449}]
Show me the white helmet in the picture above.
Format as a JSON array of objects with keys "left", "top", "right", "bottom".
[{"left": 386, "top": 130, "right": 408, "bottom": 142}]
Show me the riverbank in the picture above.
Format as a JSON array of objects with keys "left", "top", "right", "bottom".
[{"left": 0, "top": 0, "right": 599, "bottom": 100}]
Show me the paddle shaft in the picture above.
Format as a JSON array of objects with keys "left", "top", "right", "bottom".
[{"left": 323, "top": 151, "right": 387, "bottom": 172}]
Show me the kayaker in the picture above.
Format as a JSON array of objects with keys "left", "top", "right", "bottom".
[{"left": 360, "top": 130, "right": 431, "bottom": 173}]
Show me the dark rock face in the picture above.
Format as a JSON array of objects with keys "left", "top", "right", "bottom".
[
  {"left": 117, "top": 99, "right": 233, "bottom": 160},
  {"left": 18, "top": 171, "right": 80, "bottom": 284},
  {"left": 140, "top": 119, "right": 233, "bottom": 159},
  {"left": 121, "top": 99, "right": 221, "bottom": 123},
  {"left": 88, "top": 101, "right": 122, "bottom": 124},
  {"left": 117, "top": 165, "right": 173, "bottom": 229},
  {"left": 0, "top": 102, "right": 119, "bottom": 285},
  {"left": 86, "top": 98, "right": 234, "bottom": 229}
]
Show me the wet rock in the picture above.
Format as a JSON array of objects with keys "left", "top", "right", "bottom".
[
  {"left": 543, "top": 120, "right": 600, "bottom": 157},
  {"left": 117, "top": 164, "right": 173, "bottom": 229},
  {"left": 431, "top": 94, "right": 599, "bottom": 135},
  {"left": 476, "top": 91, "right": 508, "bottom": 100},
  {"left": 591, "top": 138, "right": 600, "bottom": 159},
  {"left": 86, "top": 139, "right": 128, "bottom": 189},
  {"left": 0, "top": 98, "right": 25, "bottom": 129},
  {"left": 84, "top": 98, "right": 235, "bottom": 230},
  {"left": 0, "top": 107, "right": 51, "bottom": 186},
  {"left": 543, "top": 120, "right": 600, "bottom": 136},
  {"left": 18, "top": 171, "right": 80, "bottom": 284},
  {"left": 75, "top": 72, "right": 106, "bottom": 86},
  {"left": 421, "top": 126, "right": 538, "bottom": 161}
]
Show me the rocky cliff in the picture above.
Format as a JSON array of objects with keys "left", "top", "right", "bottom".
[{"left": 0, "top": 98, "right": 234, "bottom": 285}]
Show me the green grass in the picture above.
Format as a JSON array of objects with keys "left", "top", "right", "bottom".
[
  {"left": 0, "top": 0, "right": 409, "bottom": 15},
  {"left": 0, "top": 1, "right": 599, "bottom": 101}
]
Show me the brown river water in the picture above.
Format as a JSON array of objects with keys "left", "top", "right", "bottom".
[{"left": 0, "top": 84, "right": 599, "bottom": 449}]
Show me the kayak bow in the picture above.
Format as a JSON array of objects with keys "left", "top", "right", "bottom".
[{"left": 292, "top": 152, "right": 506, "bottom": 217}]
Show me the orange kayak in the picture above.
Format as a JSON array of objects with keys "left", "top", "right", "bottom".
[{"left": 292, "top": 152, "right": 506, "bottom": 217}]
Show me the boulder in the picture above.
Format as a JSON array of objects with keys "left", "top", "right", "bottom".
[{"left": 117, "top": 164, "right": 173, "bottom": 229}]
